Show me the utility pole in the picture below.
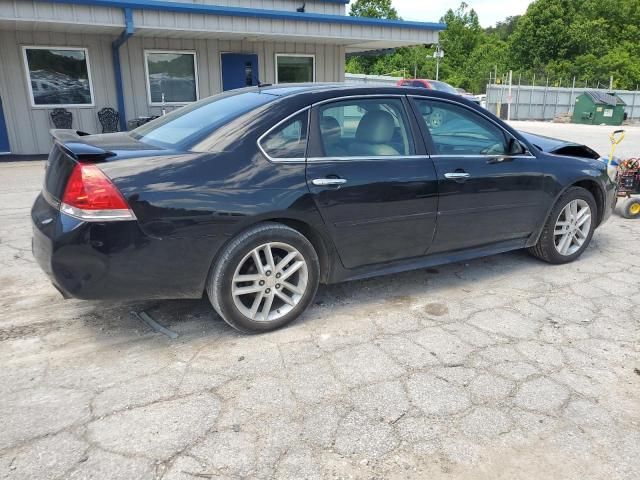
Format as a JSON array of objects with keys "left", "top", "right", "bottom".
[
  {"left": 507, "top": 70, "right": 513, "bottom": 121},
  {"left": 433, "top": 44, "right": 444, "bottom": 81}
]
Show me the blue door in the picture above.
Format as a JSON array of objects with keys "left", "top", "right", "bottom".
[
  {"left": 221, "top": 53, "right": 259, "bottom": 91},
  {"left": 0, "top": 97, "right": 9, "bottom": 153}
]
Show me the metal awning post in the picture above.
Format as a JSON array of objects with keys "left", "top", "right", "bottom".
[{"left": 112, "top": 8, "right": 135, "bottom": 132}]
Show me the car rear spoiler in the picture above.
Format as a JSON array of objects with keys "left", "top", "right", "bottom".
[{"left": 50, "top": 129, "right": 116, "bottom": 162}]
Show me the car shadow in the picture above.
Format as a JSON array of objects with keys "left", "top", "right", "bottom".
[{"left": 67, "top": 232, "right": 613, "bottom": 345}]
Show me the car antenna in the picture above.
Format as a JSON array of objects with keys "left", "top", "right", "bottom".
[{"left": 252, "top": 72, "right": 272, "bottom": 89}]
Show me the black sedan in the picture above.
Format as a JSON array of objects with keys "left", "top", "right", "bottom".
[{"left": 32, "top": 84, "right": 616, "bottom": 333}]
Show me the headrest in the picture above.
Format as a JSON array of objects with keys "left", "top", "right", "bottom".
[
  {"left": 355, "top": 110, "right": 395, "bottom": 144},
  {"left": 320, "top": 116, "right": 341, "bottom": 142}
]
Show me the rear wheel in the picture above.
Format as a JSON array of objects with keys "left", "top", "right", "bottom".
[
  {"left": 206, "top": 223, "right": 320, "bottom": 333},
  {"left": 528, "top": 186, "right": 597, "bottom": 264},
  {"left": 621, "top": 197, "right": 640, "bottom": 219}
]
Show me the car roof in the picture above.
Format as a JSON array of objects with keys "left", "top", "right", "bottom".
[{"left": 250, "top": 82, "right": 461, "bottom": 101}]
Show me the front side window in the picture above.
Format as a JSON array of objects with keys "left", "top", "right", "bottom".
[
  {"left": 260, "top": 111, "right": 308, "bottom": 159},
  {"left": 317, "top": 98, "right": 414, "bottom": 157},
  {"left": 413, "top": 99, "right": 511, "bottom": 156},
  {"left": 145, "top": 51, "right": 198, "bottom": 105},
  {"left": 275, "top": 55, "right": 314, "bottom": 83},
  {"left": 23, "top": 47, "right": 93, "bottom": 106}
]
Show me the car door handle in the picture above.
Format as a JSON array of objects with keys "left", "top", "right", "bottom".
[
  {"left": 312, "top": 178, "right": 347, "bottom": 186},
  {"left": 486, "top": 156, "right": 515, "bottom": 164},
  {"left": 444, "top": 172, "right": 471, "bottom": 179}
]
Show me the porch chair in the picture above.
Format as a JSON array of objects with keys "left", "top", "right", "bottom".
[
  {"left": 97, "top": 107, "right": 120, "bottom": 133},
  {"left": 50, "top": 108, "right": 72, "bottom": 129}
]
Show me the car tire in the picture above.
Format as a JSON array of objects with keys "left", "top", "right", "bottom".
[
  {"left": 528, "top": 186, "right": 597, "bottom": 264},
  {"left": 206, "top": 222, "right": 320, "bottom": 333},
  {"left": 621, "top": 197, "right": 640, "bottom": 219}
]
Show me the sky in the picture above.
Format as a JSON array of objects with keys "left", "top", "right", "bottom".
[{"left": 348, "top": 0, "right": 533, "bottom": 27}]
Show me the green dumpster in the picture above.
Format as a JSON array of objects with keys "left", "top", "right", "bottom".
[{"left": 572, "top": 90, "right": 626, "bottom": 126}]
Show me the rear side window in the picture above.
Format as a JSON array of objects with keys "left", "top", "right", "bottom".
[
  {"left": 260, "top": 111, "right": 309, "bottom": 160},
  {"left": 317, "top": 98, "right": 414, "bottom": 158}
]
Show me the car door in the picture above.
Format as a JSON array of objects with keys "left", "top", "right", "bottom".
[
  {"left": 409, "top": 96, "right": 546, "bottom": 254},
  {"left": 305, "top": 96, "right": 438, "bottom": 269}
]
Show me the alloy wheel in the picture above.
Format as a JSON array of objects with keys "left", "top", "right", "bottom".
[
  {"left": 231, "top": 242, "right": 308, "bottom": 322},
  {"left": 553, "top": 199, "right": 592, "bottom": 256}
]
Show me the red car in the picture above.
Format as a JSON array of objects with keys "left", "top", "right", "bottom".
[{"left": 397, "top": 79, "right": 480, "bottom": 104}]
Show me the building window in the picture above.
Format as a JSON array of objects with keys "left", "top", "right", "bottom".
[
  {"left": 145, "top": 50, "right": 198, "bottom": 105},
  {"left": 275, "top": 54, "right": 315, "bottom": 83},
  {"left": 23, "top": 47, "right": 94, "bottom": 107}
]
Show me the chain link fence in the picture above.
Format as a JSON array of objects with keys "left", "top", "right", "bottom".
[{"left": 486, "top": 83, "right": 640, "bottom": 121}]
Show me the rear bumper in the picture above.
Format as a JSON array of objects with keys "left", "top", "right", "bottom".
[{"left": 31, "top": 193, "right": 213, "bottom": 300}]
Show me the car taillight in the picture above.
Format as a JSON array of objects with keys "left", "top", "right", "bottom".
[{"left": 60, "top": 164, "right": 136, "bottom": 221}]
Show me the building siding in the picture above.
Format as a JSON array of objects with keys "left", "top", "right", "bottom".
[
  {"left": 116, "top": 36, "right": 344, "bottom": 120},
  {"left": 1, "top": 0, "right": 344, "bottom": 24},
  {"left": 0, "top": 29, "right": 118, "bottom": 155},
  {"left": 167, "top": 0, "right": 345, "bottom": 15},
  {"left": 0, "top": 29, "right": 344, "bottom": 154},
  {"left": 0, "top": 0, "right": 438, "bottom": 155},
  {"left": 2, "top": 1, "right": 124, "bottom": 28},
  {"left": 1, "top": 1, "right": 436, "bottom": 48}
]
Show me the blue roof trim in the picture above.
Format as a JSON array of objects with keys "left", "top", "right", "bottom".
[{"left": 44, "top": 0, "right": 445, "bottom": 31}]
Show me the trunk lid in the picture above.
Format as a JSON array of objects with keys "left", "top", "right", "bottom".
[
  {"left": 44, "top": 130, "right": 114, "bottom": 204},
  {"left": 43, "top": 130, "right": 164, "bottom": 204}
]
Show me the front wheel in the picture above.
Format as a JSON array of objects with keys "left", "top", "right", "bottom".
[
  {"left": 206, "top": 223, "right": 320, "bottom": 333},
  {"left": 528, "top": 186, "right": 597, "bottom": 264}
]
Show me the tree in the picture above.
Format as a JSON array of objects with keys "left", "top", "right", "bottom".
[
  {"left": 433, "top": 3, "right": 483, "bottom": 89},
  {"left": 485, "top": 16, "right": 520, "bottom": 41},
  {"left": 347, "top": 0, "right": 640, "bottom": 93},
  {"left": 508, "top": 0, "right": 640, "bottom": 86},
  {"left": 349, "top": 0, "right": 399, "bottom": 20},
  {"left": 508, "top": 0, "right": 578, "bottom": 70},
  {"left": 347, "top": 0, "right": 401, "bottom": 76},
  {"left": 461, "top": 36, "right": 509, "bottom": 92}
]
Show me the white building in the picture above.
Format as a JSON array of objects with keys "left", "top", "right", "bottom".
[{"left": 0, "top": 0, "right": 444, "bottom": 155}]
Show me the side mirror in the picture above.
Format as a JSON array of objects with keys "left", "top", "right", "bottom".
[{"left": 507, "top": 137, "right": 528, "bottom": 155}]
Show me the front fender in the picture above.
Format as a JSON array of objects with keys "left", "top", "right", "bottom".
[{"left": 526, "top": 155, "right": 613, "bottom": 247}]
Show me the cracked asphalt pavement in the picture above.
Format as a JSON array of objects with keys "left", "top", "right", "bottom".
[{"left": 1, "top": 125, "right": 640, "bottom": 479}]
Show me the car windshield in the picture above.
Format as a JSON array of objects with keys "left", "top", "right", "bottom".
[
  {"left": 131, "top": 91, "right": 277, "bottom": 149},
  {"left": 428, "top": 81, "right": 459, "bottom": 95}
]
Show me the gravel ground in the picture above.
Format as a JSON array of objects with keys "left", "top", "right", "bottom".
[{"left": 1, "top": 122, "right": 639, "bottom": 479}]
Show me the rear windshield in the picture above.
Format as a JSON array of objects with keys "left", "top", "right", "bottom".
[{"left": 130, "top": 91, "right": 277, "bottom": 149}]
